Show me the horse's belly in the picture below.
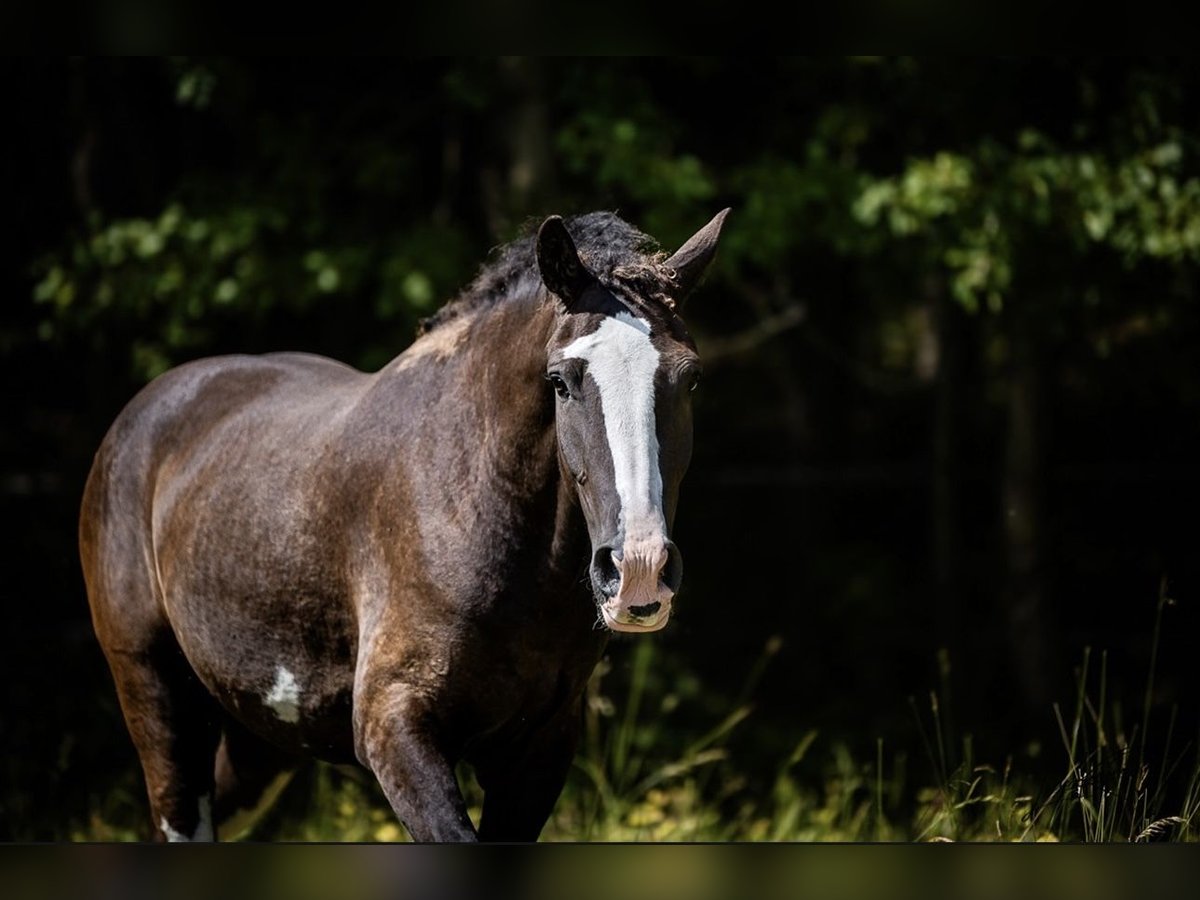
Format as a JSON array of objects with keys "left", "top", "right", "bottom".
[
  {"left": 165, "top": 585, "right": 360, "bottom": 763},
  {"left": 156, "top": 485, "right": 363, "bottom": 759},
  {"left": 217, "top": 672, "right": 357, "bottom": 764}
]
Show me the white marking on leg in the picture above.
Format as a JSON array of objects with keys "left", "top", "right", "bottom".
[
  {"left": 160, "top": 795, "right": 214, "bottom": 842},
  {"left": 265, "top": 666, "right": 302, "bottom": 724},
  {"left": 564, "top": 312, "right": 665, "bottom": 544},
  {"left": 194, "top": 796, "right": 213, "bottom": 840},
  {"left": 160, "top": 817, "right": 188, "bottom": 843}
]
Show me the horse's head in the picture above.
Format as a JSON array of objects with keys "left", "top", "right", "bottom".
[{"left": 536, "top": 210, "right": 729, "bottom": 633}]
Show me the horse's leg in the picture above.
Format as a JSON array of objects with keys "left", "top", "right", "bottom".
[
  {"left": 475, "top": 708, "right": 580, "bottom": 842},
  {"left": 213, "top": 716, "right": 299, "bottom": 840},
  {"left": 104, "top": 636, "right": 222, "bottom": 842},
  {"left": 353, "top": 683, "right": 477, "bottom": 842}
]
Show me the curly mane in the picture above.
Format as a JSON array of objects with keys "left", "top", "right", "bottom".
[{"left": 417, "top": 212, "right": 678, "bottom": 335}]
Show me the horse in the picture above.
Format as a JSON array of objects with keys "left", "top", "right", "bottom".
[{"left": 79, "top": 208, "right": 729, "bottom": 842}]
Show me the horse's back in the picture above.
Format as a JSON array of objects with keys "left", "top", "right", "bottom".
[
  {"left": 83, "top": 347, "right": 371, "bottom": 591},
  {"left": 120, "top": 351, "right": 365, "bottom": 437},
  {"left": 82, "top": 350, "right": 366, "bottom": 553},
  {"left": 81, "top": 352, "right": 362, "bottom": 633}
]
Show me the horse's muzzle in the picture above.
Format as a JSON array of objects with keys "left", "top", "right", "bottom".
[{"left": 592, "top": 540, "right": 681, "bottom": 632}]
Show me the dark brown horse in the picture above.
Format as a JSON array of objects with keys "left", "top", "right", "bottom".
[{"left": 80, "top": 209, "right": 729, "bottom": 841}]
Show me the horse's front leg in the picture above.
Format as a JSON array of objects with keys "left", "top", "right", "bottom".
[
  {"left": 353, "top": 682, "right": 476, "bottom": 842},
  {"left": 475, "top": 706, "right": 581, "bottom": 842}
]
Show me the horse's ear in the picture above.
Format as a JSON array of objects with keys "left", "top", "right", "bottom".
[
  {"left": 537, "top": 216, "right": 593, "bottom": 308},
  {"left": 664, "top": 208, "right": 731, "bottom": 303}
]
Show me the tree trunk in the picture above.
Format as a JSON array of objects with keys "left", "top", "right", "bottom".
[
  {"left": 1003, "top": 307, "right": 1054, "bottom": 712},
  {"left": 930, "top": 280, "right": 961, "bottom": 651},
  {"left": 480, "top": 57, "right": 556, "bottom": 236}
]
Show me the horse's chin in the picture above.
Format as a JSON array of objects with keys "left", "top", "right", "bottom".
[{"left": 600, "top": 604, "right": 671, "bottom": 633}]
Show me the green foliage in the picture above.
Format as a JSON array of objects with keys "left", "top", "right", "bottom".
[
  {"left": 30, "top": 58, "right": 1200, "bottom": 382},
  {"left": 851, "top": 130, "right": 1200, "bottom": 314},
  {"left": 559, "top": 113, "right": 716, "bottom": 210},
  {"left": 29, "top": 60, "right": 488, "bottom": 381},
  {"left": 32, "top": 201, "right": 474, "bottom": 380}
]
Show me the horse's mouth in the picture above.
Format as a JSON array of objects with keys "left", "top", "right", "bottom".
[{"left": 600, "top": 603, "right": 671, "bottom": 633}]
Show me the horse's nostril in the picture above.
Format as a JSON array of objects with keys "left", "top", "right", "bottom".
[
  {"left": 591, "top": 546, "right": 621, "bottom": 599},
  {"left": 660, "top": 542, "right": 683, "bottom": 594}
]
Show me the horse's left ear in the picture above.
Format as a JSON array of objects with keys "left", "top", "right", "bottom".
[
  {"left": 664, "top": 208, "right": 731, "bottom": 303},
  {"left": 537, "top": 215, "right": 594, "bottom": 308}
]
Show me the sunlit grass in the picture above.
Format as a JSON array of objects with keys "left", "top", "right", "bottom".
[{"left": 68, "top": 587, "right": 1198, "bottom": 843}]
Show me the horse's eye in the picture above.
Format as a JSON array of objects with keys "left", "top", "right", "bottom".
[
  {"left": 548, "top": 373, "right": 570, "bottom": 400},
  {"left": 688, "top": 370, "right": 702, "bottom": 393}
]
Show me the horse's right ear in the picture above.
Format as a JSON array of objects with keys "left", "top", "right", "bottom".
[
  {"left": 664, "top": 208, "right": 731, "bottom": 303},
  {"left": 537, "top": 216, "right": 593, "bottom": 308}
]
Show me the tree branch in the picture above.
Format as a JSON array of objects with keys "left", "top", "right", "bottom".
[{"left": 695, "top": 302, "right": 807, "bottom": 364}]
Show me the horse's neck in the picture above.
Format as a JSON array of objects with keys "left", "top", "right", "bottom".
[
  {"left": 377, "top": 294, "right": 587, "bottom": 585},
  {"left": 448, "top": 296, "right": 588, "bottom": 594},
  {"left": 455, "top": 296, "right": 559, "bottom": 496}
]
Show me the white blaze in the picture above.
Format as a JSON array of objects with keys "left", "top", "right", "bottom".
[
  {"left": 563, "top": 312, "right": 664, "bottom": 543},
  {"left": 265, "top": 666, "right": 301, "bottom": 724}
]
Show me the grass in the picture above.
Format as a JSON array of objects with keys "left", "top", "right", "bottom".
[
  {"left": 65, "top": 586, "right": 1199, "bottom": 842},
  {"left": 544, "top": 640, "right": 1046, "bottom": 843},
  {"left": 1032, "top": 580, "right": 1200, "bottom": 843},
  {"left": 545, "top": 583, "right": 1198, "bottom": 843}
]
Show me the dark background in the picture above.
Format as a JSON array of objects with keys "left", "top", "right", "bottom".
[{"left": 3, "top": 58, "right": 1199, "bottom": 839}]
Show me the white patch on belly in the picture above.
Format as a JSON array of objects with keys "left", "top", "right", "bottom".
[
  {"left": 161, "top": 795, "right": 213, "bottom": 842},
  {"left": 563, "top": 311, "right": 665, "bottom": 542},
  {"left": 265, "top": 666, "right": 302, "bottom": 724}
]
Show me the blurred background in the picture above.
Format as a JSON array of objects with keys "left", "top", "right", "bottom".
[{"left": 3, "top": 57, "right": 1200, "bottom": 841}]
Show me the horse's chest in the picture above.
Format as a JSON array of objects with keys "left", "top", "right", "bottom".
[{"left": 454, "top": 627, "right": 606, "bottom": 750}]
